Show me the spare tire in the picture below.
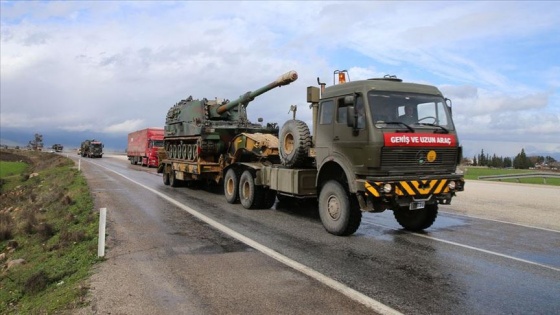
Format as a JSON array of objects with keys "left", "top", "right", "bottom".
[{"left": 279, "top": 120, "right": 311, "bottom": 168}]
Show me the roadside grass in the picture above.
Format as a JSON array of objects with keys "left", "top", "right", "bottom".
[
  {"left": 0, "top": 162, "right": 30, "bottom": 193},
  {"left": 463, "top": 167, "right": 560, "bottom": 186},
  {"left": 0, "top": 161, "right": 28, "bottom": 178},
  {"left": 0, "top": 150, "right": 100, "bottom": 314}
]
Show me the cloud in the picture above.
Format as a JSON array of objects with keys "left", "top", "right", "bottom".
[
  {"left": 1, "top": 1, "right": 559, "bottom": 158},
  {"left": 102, "top": 119, "right": 145, "bottom": 134}
]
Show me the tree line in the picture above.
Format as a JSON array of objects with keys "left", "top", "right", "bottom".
[{"left": 464, "top": 148, "right": 558, "bottom": 169}]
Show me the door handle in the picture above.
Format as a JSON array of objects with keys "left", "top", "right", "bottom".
[{"left": 333, "top": 136, "right": 339, "bottom": 141}]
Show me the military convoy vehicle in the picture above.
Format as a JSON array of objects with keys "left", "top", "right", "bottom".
[
  {"left": 80, "top": 139, "right": 103, "bottom": 158},
  {"left": 52, "top": 144, "right": 64, "bottom": 152},
  {"left": 158, "top": 70, "right": 464, "bottom": 236}
]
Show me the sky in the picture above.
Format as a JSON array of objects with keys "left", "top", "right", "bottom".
[{"left": 1, "top": 1, "right": 559, "bottom": 159}]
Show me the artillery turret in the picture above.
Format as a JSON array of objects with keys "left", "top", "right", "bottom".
[{"left": 163, "top": 71, "right": 298, "bottom": 163}]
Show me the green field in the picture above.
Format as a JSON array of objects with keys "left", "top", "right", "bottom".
[
  {"left": 463, "top": 167, "right": 560, "bottom": 186},
  {"left": 0, "top": 161, "right": 29, "bottom": 178},
  {"left": 1, "top": 151, "right": 100, "bottom": 313}
]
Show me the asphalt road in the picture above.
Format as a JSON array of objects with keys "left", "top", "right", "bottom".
[{"left": 71, "top": 154, "right": 560, "bottom": 315}]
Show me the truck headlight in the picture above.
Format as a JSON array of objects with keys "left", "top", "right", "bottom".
[
  {"left": 383, "top": 183, "right": 392, "bottom": 193},
  {"left": 448, "top": 181, "right": 456, "bottom": 190}
]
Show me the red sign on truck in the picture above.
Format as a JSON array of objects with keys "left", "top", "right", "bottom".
[{"left": 384, "top": 133, "right": 457, "bottom": 147}]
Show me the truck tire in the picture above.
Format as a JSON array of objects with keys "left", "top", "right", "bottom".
[
  {"left": 239, "top": 170, "right": 266, "bottom": 209},
  {"left": 224, "top": 168, "right": 239, "bottom": 204},
  {"left": 169, "top": 170, "right": 179, "bottom": 187},
  {"left": 262, "top": 189, "right": 277, "bottom": 209},
  {"left": 318, "top": 180, "right": 362, "bottom": 236},
  {"left": 279, "top": 120, "right": 311, "bottom": 168},
  {"left": 163, "top": 167, "right": 170, "bottom": 185},
  {"left": 394, "top": 203, "right": 438, "bottom": 231}
]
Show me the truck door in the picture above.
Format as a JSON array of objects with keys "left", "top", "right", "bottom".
[
  {"left": 315, "top": 100, "right": 335, "bottom": 160},
  {"left": 333, "top": 94, "right": 368, "bottom": 174}
]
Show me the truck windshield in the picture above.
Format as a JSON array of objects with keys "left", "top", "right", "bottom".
[{"left": 368, "top": 92, "right": 455, "bottom": 131}]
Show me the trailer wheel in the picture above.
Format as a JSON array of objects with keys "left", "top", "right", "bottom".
[
  {"left": 279, "top": 120, "right": 312, "bottom": 168},
  {"left": 224, "top": 168, "right": 239, "bottom": 204},
  {"left": 169, "top": 170, "right": 179, "bottom": 187},
  {"left": 394, "top": 204, "right": 438, "bottom": 231},
  {"left": 262, "top": 189, "right": 277, "bottom": 209},
  {"left": 239, "top": 170, "right": 257, "bottom": 209},
  {"left": 239, "top": 170, "right": 266, "bottom": 209},
  {"left": 318, "top": 180, "right": 362, "bottom": 236},
  {"left": 163, "top": 168, "right": 170, "bottom": 186}
]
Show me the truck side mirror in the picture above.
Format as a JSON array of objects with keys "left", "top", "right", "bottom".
[{"left": 445, "top": 98, "right": 453, "bottom": 115}]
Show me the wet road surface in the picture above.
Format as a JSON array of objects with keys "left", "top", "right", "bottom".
[{"left": 74, "top": 155, "right": 560, "bottom": 315}]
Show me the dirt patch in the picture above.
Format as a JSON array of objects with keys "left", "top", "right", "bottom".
[{"left": 0, "top": 151, "right": 33, "bottom": 164}]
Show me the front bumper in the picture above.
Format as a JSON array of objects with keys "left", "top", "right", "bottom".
[{"left": 356, "top": 174, "right": 465, "bottom": 211}]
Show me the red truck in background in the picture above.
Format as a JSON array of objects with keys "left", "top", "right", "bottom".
[{"left": 127, "top": 128, "right": 164, "bottom": 167}]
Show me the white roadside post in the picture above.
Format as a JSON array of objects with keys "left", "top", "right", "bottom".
[{"left": 98, "top": 207, "right": 107, "bottom": 257}]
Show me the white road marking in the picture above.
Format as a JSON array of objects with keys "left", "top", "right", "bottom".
[
  {"left": 87, "top": 160, "right": 403, "bottom": 315},
  {"left": 440, "top": 210, "right": 560, "bottom": 233},
  {"left": 361, "top": 217, "right": 560, "bottom": 273}
]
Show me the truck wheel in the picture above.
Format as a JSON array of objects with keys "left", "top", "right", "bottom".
[
  {"left": 239, "top": 170, "right": 257, "bottom": 209},
  {"left": 394, "top": 204, "right": 438, "bottom": 231},
  {"left": 262, "top": 189, "right": 277, "bottom": 209},
  {"left": 224, "top": 168, "right": 239, "bottom": 204},
  {"left": 318, "top": 180, "right": 362, "bottom": 236},
  {"left": 169, "top": 170, "right": 179, "bottom": 187},
  {"left": 163, "top": 168, "right": 170, "bottom": 186},
  {"left": 239, "top": 170, "right": 265, "bottom": 209},
  {"left": 279, "top": 120, "right": 312, "bottom": 168}
]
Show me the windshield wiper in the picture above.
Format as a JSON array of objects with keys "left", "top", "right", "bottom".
[
  {"left": 417, "top": 123, "right": 449, "bottom": 133},
  {"left": 381, "top": 121, "right": 415, "bottom": 132}
]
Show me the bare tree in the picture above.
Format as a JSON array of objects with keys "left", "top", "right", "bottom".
[{"left": 28, "top": 133, "right": 44, "bottom": 151}]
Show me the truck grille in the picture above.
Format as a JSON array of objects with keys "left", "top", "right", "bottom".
[{"left": 380, "top": 147, "right": 458, "bottom": 173}]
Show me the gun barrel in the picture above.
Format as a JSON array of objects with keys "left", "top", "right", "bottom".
[{"left": 216, "top": 70, "right": 298, "bottom": 115}]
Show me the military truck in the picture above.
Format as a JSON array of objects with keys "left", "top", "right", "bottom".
[
  {"left": 52, "top": 144, "right": 64, "bottom": 152},
  {"left": 80, "top": 139, "right": 103, "bottom": 158},
  {"left": 158, "top": 70, "right": 464, "bottom": 236}
]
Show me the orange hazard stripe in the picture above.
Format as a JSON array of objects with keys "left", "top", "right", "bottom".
[
  {"left": 367, "top": 179, "right": 450, "bottom": 197},
  {"left": 365, "top": 182, "right": 380, "bottom": 197}
]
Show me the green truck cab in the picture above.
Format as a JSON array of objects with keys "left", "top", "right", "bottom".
[{"left": 304, "top": 72, "right": 464, "bottom": 235}]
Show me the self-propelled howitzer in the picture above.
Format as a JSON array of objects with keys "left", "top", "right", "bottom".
[{"left": 163, "top": 70, "right": 298, "bottom": 163}]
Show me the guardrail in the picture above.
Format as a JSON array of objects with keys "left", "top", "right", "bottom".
[{"left": 478, "top": 172, "right": 560, "bottom": 184}]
